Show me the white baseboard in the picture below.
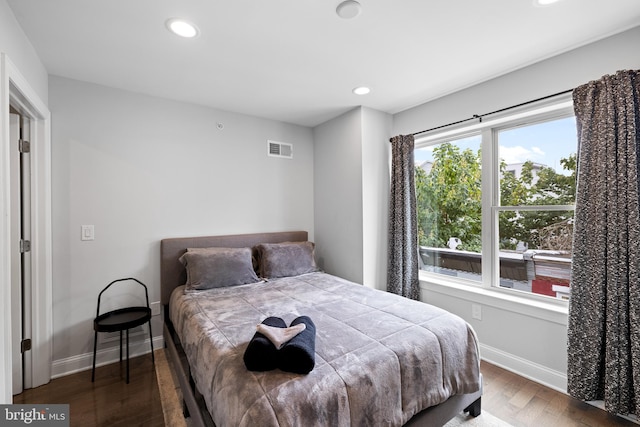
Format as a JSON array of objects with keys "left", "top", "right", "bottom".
[
  {"left": 51, "top": 336, "right": 164, "bottom": 379},
  {"left": 479, "top": 342, "right": 567, "bottom": 393}
]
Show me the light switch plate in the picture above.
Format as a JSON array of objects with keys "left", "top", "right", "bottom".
[{"left": 81, "top": 225, "right": 94, "bottom": 241}]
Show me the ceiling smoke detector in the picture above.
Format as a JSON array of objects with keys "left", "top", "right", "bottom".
[{"left": 336, "top": 1, "right": 362, "bottom": 19}]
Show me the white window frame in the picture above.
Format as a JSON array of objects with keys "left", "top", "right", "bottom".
[{"left": 415, "top": 94, "right": 575, "bottom": 308}]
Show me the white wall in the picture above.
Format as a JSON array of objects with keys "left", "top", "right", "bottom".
[
  {"left": 0, "top": 0, "right": 47, "bottom": 103},
  {"left": 361, "top": 107, "right": 391, "bottom": 291},
  {"left": 394, "top": 26, "right": 640, "bottom": 136},
  {"left": 313, "top": 108, "right": 364, "bottom": 284},
  {"left": 392, "top": 25, "right": 640, "bottom": 392},
  {"left": 313, "top": 107, "right": 392, "bottom": 290},
  {"left": 49, "top": 76, "right": 315, "bottom": 373}
]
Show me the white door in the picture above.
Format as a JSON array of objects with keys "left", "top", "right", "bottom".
[{"left": 10, "top": 112, "right": 32, "bottom": 395}]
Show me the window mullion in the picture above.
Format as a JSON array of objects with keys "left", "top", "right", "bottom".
[{"left": 480, "top": 128, "right": 495, "bottom": 290}]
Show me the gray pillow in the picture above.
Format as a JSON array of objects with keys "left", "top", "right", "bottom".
[
  {"left": 255, "top": 241, "right": 319, "bottom": 279},
  {"left": 179, "top": 247, "right": 259, "bottom": 291}
]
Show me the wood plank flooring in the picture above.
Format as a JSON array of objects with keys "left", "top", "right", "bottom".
[
  {"left": 480, "top": 361, "right": 637, "bottom": 427},
  {"left": 13, "top": 353, "right": 163, "bottom": 427},
  {"left": 13, "top": 355, "right": 637, "bottom": 426}
]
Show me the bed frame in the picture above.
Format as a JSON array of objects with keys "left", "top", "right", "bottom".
[{"left": 160, "top": 231, "right": 482, "bottom": 427}]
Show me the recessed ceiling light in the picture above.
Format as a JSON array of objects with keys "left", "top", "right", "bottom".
[
  {"left": 353, "top": 86, "right": 370, "bottom": 95},
  {"left": 336, "top": 1, "right": 362, "bottom": 19},
  {"left": 166, "top": 18, "right": 199, "bottom": 38},
  {"left": 533, "top": 0, "right": 561, "bottom": 6}
]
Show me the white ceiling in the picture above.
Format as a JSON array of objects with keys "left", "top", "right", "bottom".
[{"left": 7, "top": 0, "right": 640, "bottom": 127}]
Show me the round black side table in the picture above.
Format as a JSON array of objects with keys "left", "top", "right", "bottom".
[{"left": 91, "top": 278, "right": 155, "bottom": 384}]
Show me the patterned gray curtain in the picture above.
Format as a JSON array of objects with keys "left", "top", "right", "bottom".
[
  {"left": 388, "top": 134, "right": 420, "bottom": 300},
  {"left": 567, "top": 69, "right": 640, "bottom": 417}
]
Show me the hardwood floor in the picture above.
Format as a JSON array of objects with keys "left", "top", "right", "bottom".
[
  {"left": 13, "top": 353, "right": 163, "bottom": 427},
  {"left": 13, "top": 354, "right": 637, "bottom": 426},
  {"left": 480, "top": 361, "right": 637, "bottom": 427}
]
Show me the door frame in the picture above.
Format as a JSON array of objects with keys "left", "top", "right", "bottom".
[{"left": 0, "top": 53, "right": 52, "bottom": 403}]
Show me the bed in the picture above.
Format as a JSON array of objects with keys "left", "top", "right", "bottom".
[{"left": 161, "top": 231, "right": 482, "bottom": 427}]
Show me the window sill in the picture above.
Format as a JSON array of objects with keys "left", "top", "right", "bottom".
[{"left": 418, "top": 271, "right": 568, "bottom": 325}]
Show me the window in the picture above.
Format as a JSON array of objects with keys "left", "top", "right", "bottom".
[
  {"left": 415, "top": 135, "right": 482, "bottom": 283},
  {"left": 414, "top": 97, "right": 576, "bottom": 301}
]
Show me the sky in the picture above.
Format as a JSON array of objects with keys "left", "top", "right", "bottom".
[{"left": 415, "top": 116, "right": 577, "bottom": 175}]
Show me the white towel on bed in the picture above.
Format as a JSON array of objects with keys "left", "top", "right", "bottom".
[{"left": 256, "top": 323, "right": 306, "bottom": 349}]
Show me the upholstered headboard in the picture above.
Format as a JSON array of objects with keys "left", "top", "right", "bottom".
[{"left": 160, "top": 231, "right": 308, "bottom": 305}]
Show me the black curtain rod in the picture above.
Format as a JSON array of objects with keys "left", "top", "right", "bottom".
[{"left": 390, "top": 88, "right": 574, "bottom": 142}]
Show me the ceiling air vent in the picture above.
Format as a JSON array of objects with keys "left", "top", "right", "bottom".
[{"left": 267, "top": 140, "right": 293, "bottom": 159}]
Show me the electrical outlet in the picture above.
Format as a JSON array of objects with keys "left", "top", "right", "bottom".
[
  {"left": 150, "top": 302, "right": 161, "bottom": 316},
  {"left": 471, "top": 304, "right": 482, "bottom": 321}
]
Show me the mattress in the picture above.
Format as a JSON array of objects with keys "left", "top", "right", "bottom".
[{"left": 169, "top": 272, "right": 481, "bottom": 427}]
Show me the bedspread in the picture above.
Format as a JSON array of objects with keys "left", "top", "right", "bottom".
[{"left": 169, "top": 272, "right": 480, "bottom": 427}]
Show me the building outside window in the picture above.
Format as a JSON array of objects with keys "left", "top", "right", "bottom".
[{"left": 414, "top": 98, "right": 576, "bottom": 301}]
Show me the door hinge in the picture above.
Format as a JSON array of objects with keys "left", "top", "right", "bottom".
[
  {"left": 21, "top": 339, "right": 32, "bottom": 353},
  {"left": 20, "top": 239, "right": 31, "bottom": 253},
  {"left": 18, "top": 139, "right": 31, "bottom": 153}
]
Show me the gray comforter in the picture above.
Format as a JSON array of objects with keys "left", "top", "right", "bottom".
[{"left": 169, "top": 272, "right": 480, "bottom": 427}]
